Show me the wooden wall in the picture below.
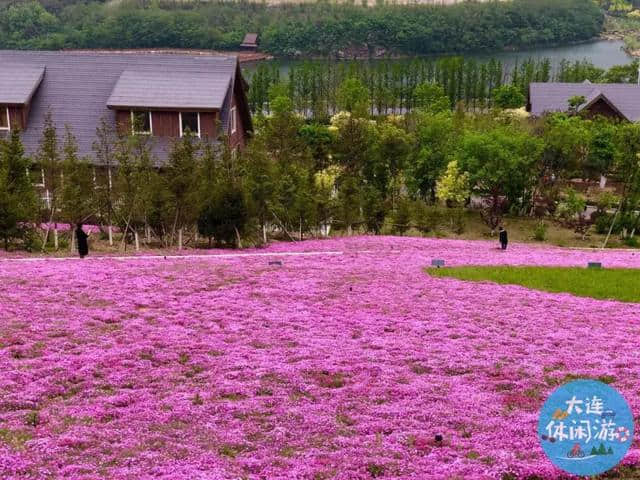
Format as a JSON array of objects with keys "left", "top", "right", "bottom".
[
  {"left": 152, "top": 111, "right": 179, "bottom": 137},
  {"left": 4, "top": 105, "right": 28, "bottom": 131},
  {"left": 228, "top": 94, "right": 247, "bottom": 151},
  {"left": 115, "top": 110, "right": 219, "bottom": 139}
]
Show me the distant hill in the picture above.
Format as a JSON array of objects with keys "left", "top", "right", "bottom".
[{"left": 0, "top": 0, "right": 604, "bottom": 57}]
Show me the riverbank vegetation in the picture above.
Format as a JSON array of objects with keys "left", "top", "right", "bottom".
[
  {"left": 246, "top": 56, "right": 640, "bottom": 117},
  {"left": 0, "top": 0, "right": 603, "bottom": 56},
  {"left": 3, "top": 73, "right": 640, "bottom": 252},
  {"left": 428, "top": 266, "right": 640, "bottom": 303}
]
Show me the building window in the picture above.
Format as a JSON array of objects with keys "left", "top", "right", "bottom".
[
  {"left": 0, "top": 107, "right": 9, "bottom": 131},
  {"left": 131, "top": 111, "right": 152, "bottom": 135},
  {"left": 180, "top": 112, "right": 200, "bottom": 138},
  {"left": 230, "top": 107, "right": 237, "bottom": 134}
]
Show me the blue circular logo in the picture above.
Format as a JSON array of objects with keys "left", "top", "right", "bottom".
[{"left": 538, "top": 380, "right": 634, "bottom": 476}]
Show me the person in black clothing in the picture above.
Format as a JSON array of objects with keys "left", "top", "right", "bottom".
[
  {"left": 499, "top": 226, "right": 508, "bottom": 250},
  {"left": 76, "top": 223, "right": 89, "bottom": 258}
]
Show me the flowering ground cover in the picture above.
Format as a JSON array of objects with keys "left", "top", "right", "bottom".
[{"left": 1, "top": 236, "right": 639, "bottom": 480}]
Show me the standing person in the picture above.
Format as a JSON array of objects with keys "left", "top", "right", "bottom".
[
  {"left": 76, "top": 223, "right": 89, "bottom": 258},
  {"left": 499, "top": 226, "right": 508, "bottom": 250}
]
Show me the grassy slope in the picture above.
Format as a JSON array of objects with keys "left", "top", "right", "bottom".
[{"left": 428, "top": 266, "right": 640, "bottom": 303}]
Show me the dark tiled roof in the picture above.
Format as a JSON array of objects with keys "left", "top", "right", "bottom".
[
  {"left": 529, "top": 82, "right": 640, "bottom": 121},
  {"left": 0, "top": 64, "right": 45, "bottom": 105},
  {"left": 107, "top": 68, "right": 231, "bottom": 110},
  {"left": 0, "top": 50, "right": 239, "bottom": 164}
]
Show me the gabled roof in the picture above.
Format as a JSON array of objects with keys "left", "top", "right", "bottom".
[
  {"left": 107, "top": 68, "right": 232, "bottom": 111},
  {"left": 529, "top": 82, "right": 640, "bottom": 121},
  {"left": 0, "top": 50, "right": 241, "bottom": 163},
  {"left": 241, "top": 33, "right": 258, "bottom": 47},
  {"left": 0, "top": 64, "right": 45, "bottom": 105},
  {"left": 576, "top": 89, "right": 628, "bottom": 120}
]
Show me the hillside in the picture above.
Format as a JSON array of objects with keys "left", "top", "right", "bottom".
[{"left": 0, "top": 0, "right": 604, "bottom": 57}]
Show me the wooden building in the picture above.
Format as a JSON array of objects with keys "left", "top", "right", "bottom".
[
  {"left": 528, "top": 81, "right": 640, "bottom": 122},
  {"left": 240, "top": 33, "right": 259, "bottom": 51},
  {"left": 0, "top": 50, "right": 253, "bottom": 162}
]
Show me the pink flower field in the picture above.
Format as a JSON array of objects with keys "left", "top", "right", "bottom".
[{"left": 1, "top": 236, "right": 639, "bottom": 480}]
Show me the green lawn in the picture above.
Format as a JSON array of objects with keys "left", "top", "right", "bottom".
[{"left": 427, "top": 266, "right": 640, "bottom": 303}]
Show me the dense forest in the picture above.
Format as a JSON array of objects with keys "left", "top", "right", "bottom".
[{"left": 0, "top": 0, "right": 604, "bottom": 56}]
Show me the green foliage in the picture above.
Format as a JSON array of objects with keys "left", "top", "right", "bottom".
[
  {"left": 198, "top": 183, "right": 248, "bottom": 247},
  {"left": 457, "top": 124, "right": 542, "bottom": 230},
  {"left": 533, "top": 221, "right": 548, "bottom": 241},
  {"left": 165, "top": 134, "right": 200, "bottom": 236},
  {"left": 60, "top": 127, "right": 94, "bottom": 225},
  {"left": 568, "top": 95, "right": 587, "bottom": 112},
  {"left": 412, "top": 202, "right": 443, "bottom": 234},
  {"left": 414, "top": 83, "right": 450, "bottom": 114},
  {"left": 556, "top": 188, "right": 586, "bottom": 222},
  {"left": 436, "top": 160, "right": 470, "bottom": 206},
  {"left": 337, "top": 77, "right": 369, "bottom": 118},
  {"left": 0, "top": 0, "right": 604, "bottom": 56},
  {"left": 0, "top": 129, "right": 38, "bottom": 250},
  {"left": 492, "top": 85, "right": 525, "bottom": 110},
  {"left": 406, "top": 111, "right": 456, "bottom": 201},
  {"left": 391, "top": 197, "right": 412, "bottom": 235}
]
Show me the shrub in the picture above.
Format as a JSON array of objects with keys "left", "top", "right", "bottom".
[
  {"left": 533, "top": 221, "right": 548, "bottom": 241},
  {"left": 449, "top": 208, "right": 466, "bottom": 234},
  {"left": 390, "top": 199, "right": 412, "bottom": 236},
  {"left": 413, "top": 202, "right": 442, "bottom": 234}
]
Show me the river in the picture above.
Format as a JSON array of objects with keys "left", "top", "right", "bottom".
[{"left": 242, "top": 39, "right": 632, "bottom": 75}]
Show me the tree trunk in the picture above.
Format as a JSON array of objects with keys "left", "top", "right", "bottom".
[
  {"left": 53, "top": 228, "right": 59, "bottom": 250},
  {"left": 263, "top": 223, "right": 267, "bottom": 244},
  {"left": 178, "top": 228, "right": 183, "bottom": 250},
  {"left": 108, "top": 225, "right": 113, "bottom": 246},
  {"left": 146, "top": 225, "right": 151, "bottom": 244},
  {"left": 134, "top": 231, "right": 140, "bottom": 251},
  {"left": 235, "top": 227, "right": 243, "bottom": 249},
  {"left": 70, "top": 231, "right": 75, "bottom": 254},
  {"left": 599, "top": 175, "right": 607, "bottom": 190}
]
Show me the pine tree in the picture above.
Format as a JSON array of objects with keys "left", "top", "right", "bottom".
[
  {"left": 165, "top": 133, "right": 200, "bottom": 249},
  {"left": 60, "top": 127, "right": 94, "bottom": 232},
  {"left": 0, "top": 129, "right": 38, "bottom": 250}
]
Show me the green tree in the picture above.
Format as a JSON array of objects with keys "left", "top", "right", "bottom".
[
  {"left": 92, "top": 118, "right": 118, "bottom": 245},
  {"left": 37, "top": 111, "right": 62, "bottom": 249},
  {"left": 60, "top": 127, "right": 95, "bottom": 244},
  {"left": 337, "top": 77, "right": 369, "bottom": 118},
  {"left": 406, "top": 111, "right": 456, "bottom": 201},
  {"left": 436, "top": 160, "right": 470, "bottom": 206},
  {"left": 414, "top": 83, "right": 451, "bottom": 114},
  {"left": 165, "top": 133, "right": 200, "bottom": 249},
  {"left": 0, "top": 130, "right": 38, "bottom": 250},
  {"left": 492, "top": 85, "right": 525, "bottom": 109},
  {"left": 457, "top": 124, "right": 542, "bottom": 231},
  {"left": 198, "top": 183, "right": 248, "bottom": 248},
  {"left": 243, "top": 137, "right": 276, "bottom": 244}
]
